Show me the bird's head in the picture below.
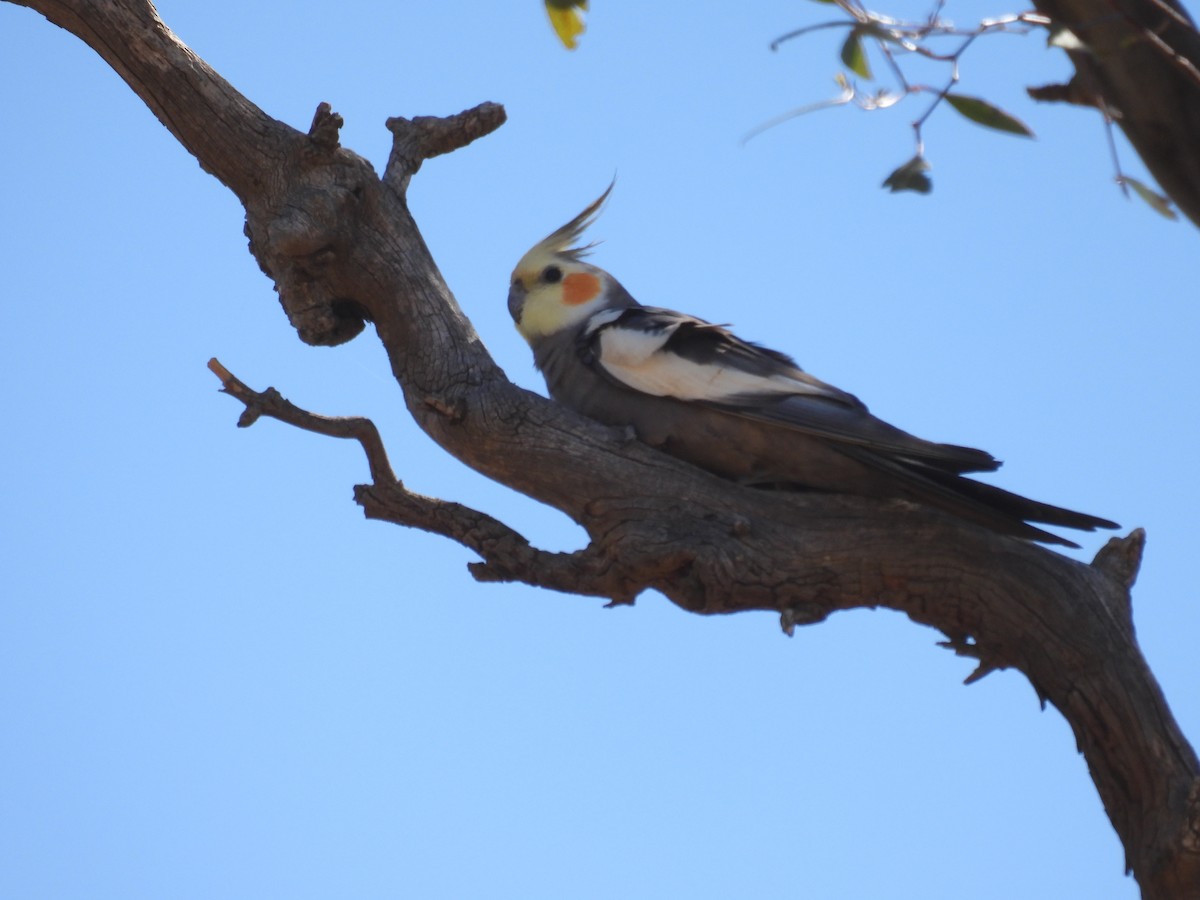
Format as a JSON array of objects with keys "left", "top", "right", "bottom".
[{"left": 508, "top": 183, "right": 618, "bottom": 342}]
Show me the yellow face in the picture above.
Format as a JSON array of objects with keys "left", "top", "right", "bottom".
[
  {"left": 509, "top": 184, "right": 615, "bottom": 341},
  {"left": 509, "top": 250, "right": 607, "bottom": 341}
]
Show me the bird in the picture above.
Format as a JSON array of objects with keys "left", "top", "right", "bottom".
[{"left": 506, "top": 185, "right": 1118, "bottom": 548}]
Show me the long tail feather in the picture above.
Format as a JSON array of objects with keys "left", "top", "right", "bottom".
[{"left": 839, "top": 445, "right": 1118, "bottom": 547}]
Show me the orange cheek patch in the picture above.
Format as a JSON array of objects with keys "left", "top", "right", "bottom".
[{"left": 562, "top": 272, "right": 601, "bottom": 305}]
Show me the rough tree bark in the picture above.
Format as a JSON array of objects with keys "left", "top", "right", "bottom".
[{"left": 8, "top": 1, "right": 1199, "bottom": 897}]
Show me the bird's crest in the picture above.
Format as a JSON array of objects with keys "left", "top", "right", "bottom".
[{"left": 528, "top": 180, "right": 613, "bottom": 263}]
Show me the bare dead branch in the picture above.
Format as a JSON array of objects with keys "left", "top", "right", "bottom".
[
  {"left": 1028, "top": 77, "right": 1101, "bottom": 106},
  {"left": 208, "top": 357, "right": 397, "bottom": 484},
  {"left": 384, "top": 102, "right": 508, "bottom": 192},
  {"left": 207, "top": 357, "right": 677, "bottom": 606}
]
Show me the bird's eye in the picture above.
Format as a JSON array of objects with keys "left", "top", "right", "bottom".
[{"left": 542, "top": 265, "right": 563, "bottom": 284}]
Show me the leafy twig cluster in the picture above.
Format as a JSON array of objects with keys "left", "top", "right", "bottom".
[
  {"left": 757, "top": 0, "right": 1040, "bottom": 192},
  {"left": 761, "top": 0, "right": 1176, "bottom": 217}
]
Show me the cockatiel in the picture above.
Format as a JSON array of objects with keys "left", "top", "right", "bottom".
[{"left": 507, "top": 186, "right": 1118, "bottom": 547}]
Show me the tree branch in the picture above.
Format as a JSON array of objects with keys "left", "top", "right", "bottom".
[
  {"left": 384, "top": 102, "right": 507, "bottom": 192},
  {"left": 206, "top": 357, "right": 658, "bottom": 605},
  {"left": 10, "top": 1, "right": 1200, "bottom": 895}
]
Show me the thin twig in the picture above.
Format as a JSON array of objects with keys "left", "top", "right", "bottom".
[
  {"left": 207, "top": 357, "right": 397, "bottom": 484},
  {"left": 742, "top": 82, "right": 856, "bottom": 143},
  {"left": 770, "top": 20, "right": 857, "bottom": 50},
  {"left": 1136, "top": 20, "right": 1200, "bottom": 89},
  {"left": 1102, "top": 112, "right": 1130, "bottom": 197},
  {"left": 766, "top": 2, "right": 1045, "bottom": 160}
]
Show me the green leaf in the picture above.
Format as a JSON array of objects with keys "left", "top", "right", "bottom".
[
  {"left": 840, "top": 30, "right": 872, "bottom": 79},
  {"left": 945, "top": 94, "right": 1034, "bottom": 137},
  {"left": 882, "top": 155, "right": 932, "bottom": 194},
  {"left": 1123, "top": 177, "right": 1178, "bottom": 221},
  {"left": 545, "top": 0, "right": 588, "bottom": 50}
]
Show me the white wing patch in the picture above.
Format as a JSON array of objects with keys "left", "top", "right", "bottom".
[{"left": 594, "top": 320, "right": 828, "bottom": 402}]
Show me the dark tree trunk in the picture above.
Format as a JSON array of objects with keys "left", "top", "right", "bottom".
[{"left": 1028, "top": 0, "right": 1200, "bottom": 227}]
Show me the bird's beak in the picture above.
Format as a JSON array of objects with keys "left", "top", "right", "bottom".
[{"left": 507, "top": 280, "right": 527, "bottom": 325}]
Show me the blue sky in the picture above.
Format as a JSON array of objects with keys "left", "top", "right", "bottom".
[{"left": 1, "top": 2, "right": 1195, "bottom": 898}]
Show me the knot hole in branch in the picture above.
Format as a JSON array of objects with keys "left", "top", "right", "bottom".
[{"left": 245, "top": 148, "right": 376, "bottom": 346}]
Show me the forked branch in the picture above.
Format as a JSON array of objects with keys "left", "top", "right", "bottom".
[{"left": 207, "top": 358, "right": 661, "bottom": 605}]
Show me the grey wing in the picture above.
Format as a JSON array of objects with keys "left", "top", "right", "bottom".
[
  {"left": 584, "top": 306, "right": 1000, "bottom": 474},
  {"left": 720, "top": 393, "right": 1000, "bottom": 474}
]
